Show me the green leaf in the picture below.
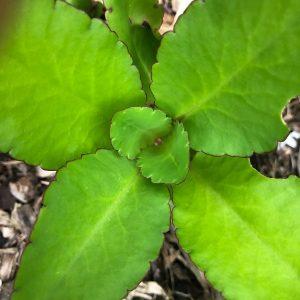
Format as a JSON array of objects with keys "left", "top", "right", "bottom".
[
  {"left": 14, "top": 150, "right": 169, "bottom": 300},
  {"left": 66, "top": 0, "right": 92, "bottom": 11},
  {"left": 66, "top": 0, "right": 103, "bottom": 18},
  {"left": 110, "top": 107, "right": 172, "bottom": 159},
  {"left": 152, "top": 0, "right": 300, "bottom": 156},
  {"left": 105, "top": 0, "right": 163, "bottom": 31},
  {"left": 173, "top": 153, "right": 300, "bottom": 300},
  {"left": 126, "top": 0, "right": 163, "bottom": 30},
  {"left": 0, "top": 0, "right": 144, "bottom": 170},
  {"left": 105, "top": 0, "right": 161, "bottom": 100},
  {"left": 137, "top": 123, "right": 189, "bottom": 184}
]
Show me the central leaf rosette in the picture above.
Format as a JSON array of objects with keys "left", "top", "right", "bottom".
[{"left": 110, "top": 107, "right": 190, "bottom": 184}]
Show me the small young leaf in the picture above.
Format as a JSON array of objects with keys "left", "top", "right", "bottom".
[
  {"left": 174, "top": 154, "right": 300, "bottom": 300},
  {"left": 0, "top": 0, "right": 144, "bottom": 170},
  {"left": 110, "top": 107, "right": 172, "bottom": 159},
  {"left": 14, "top": 150, "right": 169, "bottom": 300},
  {"left": 105, "top": 0, "right": 161, "bottom": 100},
  {"left": 152, "top": 0, "right": 300, "bottom": 156},
  {"left": 105, "top": 0, "right": 163, "bottom": 31},
  {"left": 66, "top": 0, "right": 93, "bottom": 11},
  {"left": 137, "top": 123, "right": 189, "bottom": 184},
  {"left": 66, "top": 0, "right": 103, "bottom": 18},
  {"left": 127, "top": 0, "right": 163, "bottom": 31}
]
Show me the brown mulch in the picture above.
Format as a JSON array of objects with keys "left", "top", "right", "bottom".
[
  {"left": 251, "top": 97, "right": 300, "bottom": 178},
  {"left": 0, "top": 156, "right": 55, "bottom": 299}
]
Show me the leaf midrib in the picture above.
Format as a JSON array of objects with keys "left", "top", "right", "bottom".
[
  {"left": 206, "top": 178, "right": 299, "bottom": 279},
  {"left": 190, "top": 167, "right": 299, "bottom": 279},
  {"left": 48, "top": 171, "right": 139, "bottom": 295},
  {"left": 180, "top": 27, "right": 288, "bottom": 120}
]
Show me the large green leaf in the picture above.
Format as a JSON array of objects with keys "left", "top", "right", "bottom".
[
  {"left": 174, "top": 153, "right": 300, "bottom": 299},
  {"left": 110, "top": 107, "right": 172, "bottom": 159},
  {"left": 14, "top": 150, "right": 169, "bottom": 300},
  {"left": 0, "top": 0, "right": 144, "bottom": 170},
  {"left": 137, "top": 123, "right": 189, "bottom": 184},
  {"left": 152, "top": 0, "right": 300, "bottom": 156},
  {"left": 105, "top": 0, "right": 161, "bottom": 100}
]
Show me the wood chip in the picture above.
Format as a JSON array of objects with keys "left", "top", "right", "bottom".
[{"left": 9, "top": 177, "right": 34, "bottom": 203}]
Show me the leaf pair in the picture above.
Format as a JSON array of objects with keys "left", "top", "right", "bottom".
[{"left": 111, "top": 107, "right": 189, "bottom": 184}]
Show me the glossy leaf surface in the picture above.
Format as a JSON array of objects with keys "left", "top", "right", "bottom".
[
  {"left": 14, "top": 150, "right": 169, "bottom": 300},
  {"left": 152, "top": 0, "right": 300, "bottom": 156},
  {"left": 111, "top": 107, "right": 172, "bottom": 159},
  {"left": 0, "top": 0, "right": 144, "bottom": 169},
  {"left": 138, "top": 123, "right": 189, "bottom": 184},
  {"left": 105, "top": 0, "right": 161, "bottom": 100},
  {"left": 174, "top": 153, "right": 300, "bottom": 300}
]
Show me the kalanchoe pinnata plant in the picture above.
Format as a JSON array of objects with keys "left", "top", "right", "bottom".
[{"left": 0, "top": 0, "right": 300, "bottom": 299}]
